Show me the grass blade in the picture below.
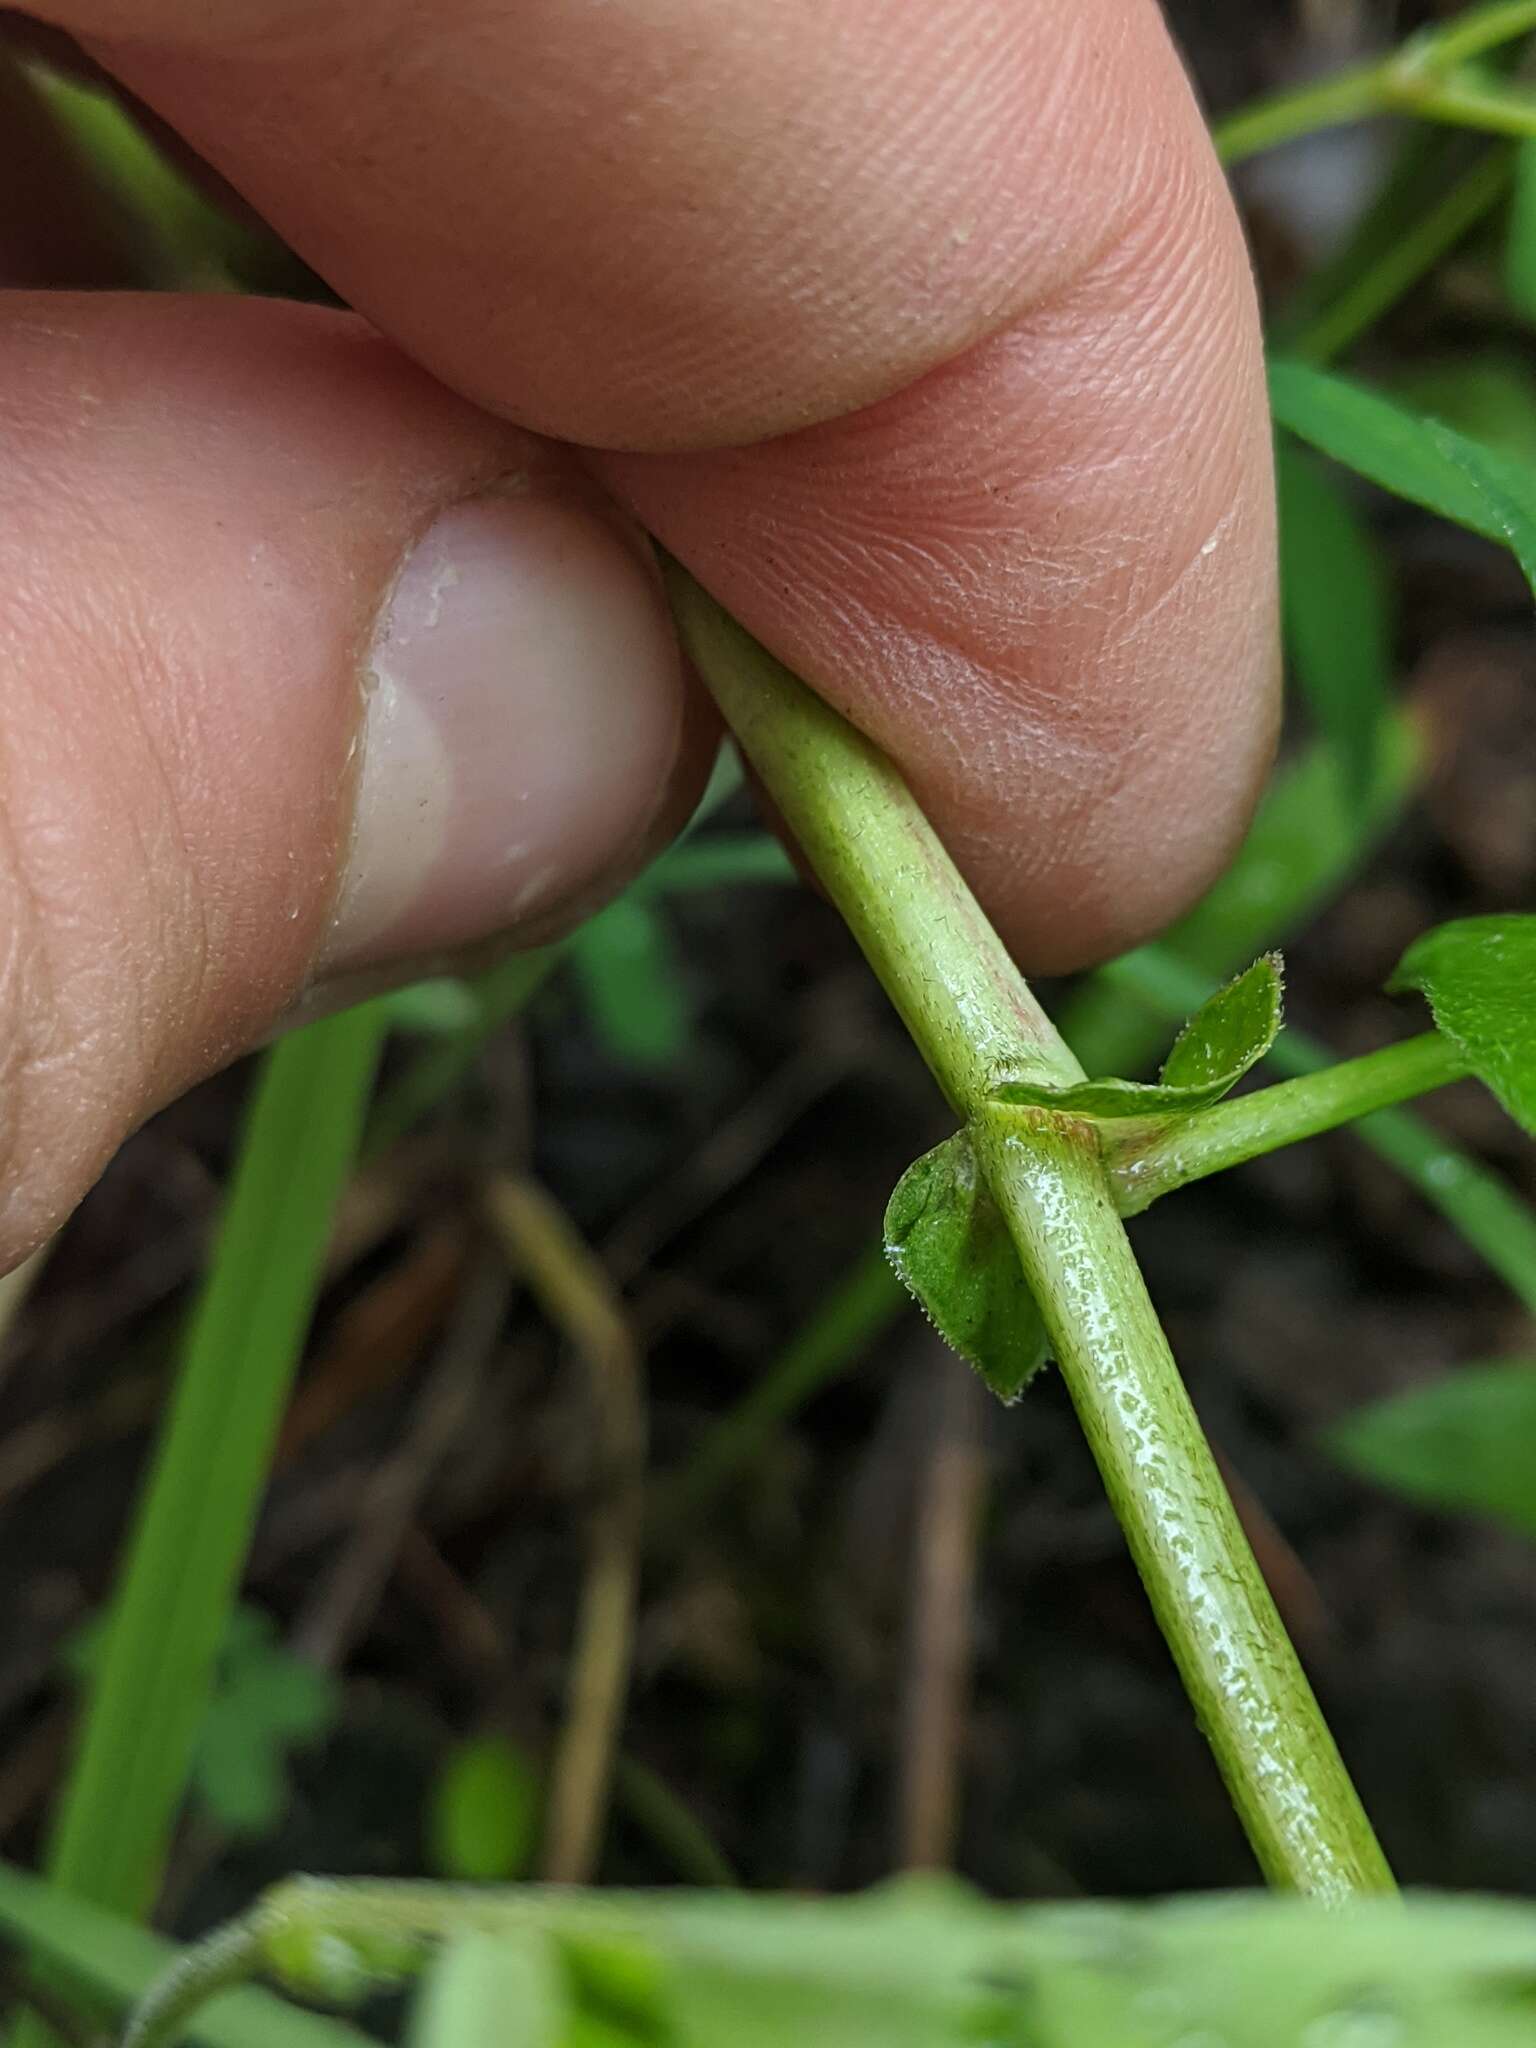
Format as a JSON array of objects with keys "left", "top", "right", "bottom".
[
  {"left": 41, "top": 1006, "right": 387, "bottom": 1922},
  {"left": 1270, "top": 359, "right": 1536, "bottom": 590},
  {"left": 1276, "top": 442, "right": 1394, "bottom": 798}
]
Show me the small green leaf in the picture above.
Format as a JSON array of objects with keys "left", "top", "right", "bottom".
[
  {"left": 990, "top": 956, "right": 1283, "bottom": 1120},
  {"left": 1269, "top": 359, "right": 1536, "bottom": 598},
  {"left": 428, "top": 1735, "right": 541, "bottom": 1883},
  {"left": 1388, "top": 916, "right": 1536, "bottom": 1133},
  {"left": 1326, "top": 1360, "right": 1536, "bottom": 1540},
  {"left": 65, "top": 1605, "right": 339, "bottom": 1842},
  {"left": 883, "top": 1132, "right": 1047, "bottom": 1402},
  {"left": 1276, "top": 441, "right": 1393, "bottom": 800},
  {"left": 193, "top": 1612, "right": 338, "bottom": 1839}
]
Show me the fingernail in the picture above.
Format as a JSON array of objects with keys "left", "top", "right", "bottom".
[{"left": 321, "top": 487, "right": 684, "bottom": 975}]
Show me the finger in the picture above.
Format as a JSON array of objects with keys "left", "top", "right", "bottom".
[
  {"left": 33, "top": 0, "right": 1277, "bottom": 966},
  {"left": 28, "top": 0, "right": 1194, "bottom": 452},
  {"left": 0, "top": 292, "right": 700, "bottom": 1264},
  {"left": 599, "top": 241, "right": 1278, "bottom": 970}
]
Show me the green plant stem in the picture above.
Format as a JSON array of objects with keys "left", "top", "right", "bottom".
[
  {"left": 970, "top": 1108, "right": 1390, "bottom": 1898},
  {"left": 1215, "top": 64, "right": 1386, "bottom": 164},
  {"left": 663, "top": 561, "right": 1394, "bottom": 1900},
  {"left": 1214, "top": 3, "right": 1536, "bottom": 164},
  {"left": 1408, "top": 71, "right": 1536, "bottom": 140},
  {"left": 1290, "top": 146, "right": 1513, "bottom": 363},
  {"left": 661, "top": 577, "right": 1075, "bottom": 1114},
  {"left": 117, "top": 1922, "right": 266, "bottom": 2048},
  {"left": 1111, "top": 1032, "right": 1470, "bottom": 1215},
  {"left": 1420, "top": 0, "right": 1536, "bottom": 69},
  {"left": 1098, "top": 947, "right": 1536, "bottom": 1318}
]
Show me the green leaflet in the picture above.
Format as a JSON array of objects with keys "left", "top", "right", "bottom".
[
  {"left": 1269, "top": 359, "right": 1536, "bottom": 597},
  {"left": 1327, "top": 1359, "right": 1536, "bottom": 1542},
  {"left": 989, "top": 956, "right": 1283, "bottom": 1121},
  {"left": 883, "top": 1131, "right": 1048, "bottom": 1402},
  {"left": 1388, "top": 916, "right": 1536, "bottom": 1134}
]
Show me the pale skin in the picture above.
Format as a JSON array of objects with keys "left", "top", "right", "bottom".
[{"left": 0, "top": 0, "right": 1278, "bottom": 1267}]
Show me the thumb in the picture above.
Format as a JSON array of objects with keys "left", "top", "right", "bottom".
[{"left": 0, "top": 291, "right": 702, "bottom": 1265}]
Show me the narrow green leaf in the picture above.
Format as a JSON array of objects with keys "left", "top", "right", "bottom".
[
  {"left": 0, "top": 1861, "right": 366, "bottom": 2048},
  {"left": 41, "top": 1007, "right": 386, "bottom": 1923},
  {"left": 1326, "top": 1360, "right": 1536, "bottom": 1539},
  {"left": 991, "top": 956, "right": 1283, "bottom": 1120},
  {"left": 1388, "top": 915, "right": 1536, "bottom": 1133},
  {"left": 569, "top": 898, "right": 690, "bottom": 1066},
  {"left": 1276, "top": 441, "right": 1393, "bottom": 797},
  {"left": 883, "top": 1132, "right": 1047, "bottom": 1402},
  {"left": 1422, "top": 414, "right": 1536, "bottom": 590},
  {"left": 1270, "top": 358, "right": 1536, "bottom": 592}
]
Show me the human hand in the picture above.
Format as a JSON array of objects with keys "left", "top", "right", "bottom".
[{"left": 0, "top": 0, "right": 1277, "bottom": 1264}]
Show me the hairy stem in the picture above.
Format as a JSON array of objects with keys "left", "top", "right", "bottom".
[
  {"left": 121, "top": 1920, "right": 264, "bottom": 2048},
  {"left": 663, "top": 561, "right": 1394, "bottom": 1898},
  {"left": 1111, "top": 1031, "right": 1471, "bottom": 1215},
  {"left": 660, "top": 564, "right": 1076, "bottom": 1114},
  {"left": 972, "top": 1107, "right": 1392, "bottom": 1898}
]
